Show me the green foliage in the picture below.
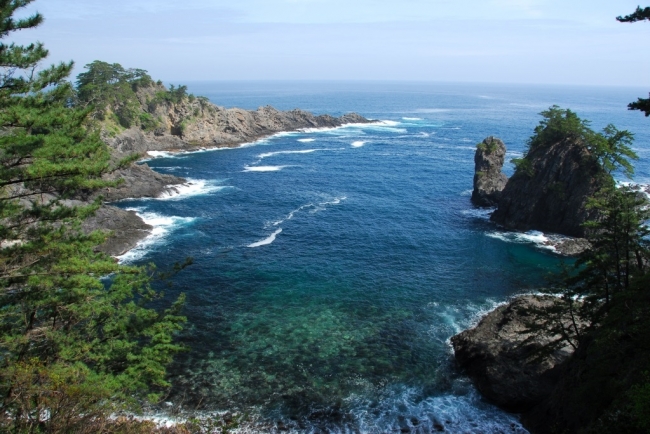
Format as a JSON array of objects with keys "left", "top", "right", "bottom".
[
  {"left": 521, "top": 106, "right": 637, "bottom": 179},
  {"left": 528, "top": 106, "right": 592, "bottom": 151},
  {"left": 0, "top": 2, "right": 186, "bottom": 431},
  {"left": 476, "top": 140, "right": 498, "bottom": 154},
  {"left": 511, "top": 157, "right": 534, "bottom": 177},
  {"left": 139, "top": 112, "right": 161, "bottom": 132},
  {"left": 618, "top": 7, "right": 650, "bottom": 116},
  {"left": 578, "top": 186, "right": 650, "bottom": 305},
  {"left": 151, "top": 84, "right": 189, "bottom": 108},
  {"left": 76, "top": 61, "right": 155, "bottom": 128},
  {"left": 630, "top": 373, "right": 650, "bottom": 430},
  {"left": 617, "top": 6, "right": 650, "bottom": 23},
  {"left": 588, "top": 124, "right": 637, "bottom": 178}
]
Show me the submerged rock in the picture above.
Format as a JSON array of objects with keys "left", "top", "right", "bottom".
[
  {"left": 471, "top": 137, "right": 508, "bottom": 207},
  {"left": 451, "top": 296, "right": 578, "bottom": 413}
]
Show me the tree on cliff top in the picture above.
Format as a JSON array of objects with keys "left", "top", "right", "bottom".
[
  {"left": 618, "top": 7, "right": 650, "bottom": 116},
  {"left": 519, "top": 106, "right": 637, "bottom": 179},
  {"left": 0, "top": 1, "right": 186, "bottom": 431}
]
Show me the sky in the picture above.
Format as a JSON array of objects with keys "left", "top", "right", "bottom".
[{"left": 7, "top": 0, "right": 650, "bottom": 85}]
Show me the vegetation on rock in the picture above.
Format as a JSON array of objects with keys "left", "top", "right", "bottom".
[{"left": 0, "top": 1, "right": 186, "bottom": 431}]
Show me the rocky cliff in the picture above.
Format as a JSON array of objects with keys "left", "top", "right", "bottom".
[
  {"left": 471, "top": 137, "right": 508, "bottom": 207},
  {"left": 490, "top": 138, "right": 606, "bottom": 238},
  {"left": 451, "top": 296, "right": 578, "bottom": 413},
  {"left": 104, "top": 107, "right": 370, "bottom": 156}
]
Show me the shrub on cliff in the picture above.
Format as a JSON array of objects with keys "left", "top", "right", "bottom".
[{"left": 0, "top": 1, "right": 186, "bottom": 431}]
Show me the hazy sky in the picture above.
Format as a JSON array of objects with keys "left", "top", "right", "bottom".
[{"left": 8, "top": 0, "right": 650, "bottom": 85}]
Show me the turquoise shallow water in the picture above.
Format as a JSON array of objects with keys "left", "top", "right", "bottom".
[{"left": 117, "top": 82, "right": 650, "bottom": 433}]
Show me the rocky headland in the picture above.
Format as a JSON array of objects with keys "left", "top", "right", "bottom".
[
  {"left": 451, "top": 296, "right": 580, "bottom": 413},
  {"left": 489, "top": 135, "right": 606, "bottom": 238},
  {"left": 458, "top": 110, "right": 650, "bottom": 433},
  {"left": 87, "top": 85, "right": 372, "bottom": 256},
  {"left": 470, "top": 133, "right": 603, "bottom": 255}
]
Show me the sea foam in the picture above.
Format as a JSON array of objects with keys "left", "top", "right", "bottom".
[
  {"left": 117, "top": 210, "right": 196, "bottom": 263},
  {"left": 158, "top": 179, "right": 226, "bottom": 200},
  {"left": 269, "top": 197, "right": 347, "bottom": 227},
  {"left": 243, "top": 165, "right": 288, "bottom": 172},
  {"left": 257, "top": 149, "right": 319, "bottom": 160},
  {"left": 485, "top": 230, "right": 557, "bottom": 252},
  {"left": 351, "top": 141, "right": 366, "bottom": 148},
  {"left": 248, "top": 229, "right": 282, "bottom": 248}
]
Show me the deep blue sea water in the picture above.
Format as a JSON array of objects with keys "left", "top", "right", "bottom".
[{"left": 116, "top": 82, "right": 650, "bottom": 433}]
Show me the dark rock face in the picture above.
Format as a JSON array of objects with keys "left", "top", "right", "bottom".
[
  {"left": 95, "top": 164, "right": 186, "bottom": 202},
  {"left": 82, "top": 206, "right": 152, "bottom": 256},
  {"left": 471, "top": 137, "right": 508, "bottom": 207},
  {"left": 451, "top": 296, "right": 576, "bottom": 413},
  {"left": 547, "top": 237, "right": 591, "bottom": 256},
  {"left": 490, "top": 139, "right": 605, "bottom": 238}
]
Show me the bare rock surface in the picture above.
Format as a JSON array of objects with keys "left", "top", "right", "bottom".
[
  {"left": 104, "top": 105, "right": 372, "bottom": 157},
  {"left": 471, "top": 136, "right": 508, "bottom": 207},
  {"left": 490, "top": 138, "right": 606, "bottom": 238},
  {"left": 451, "top": 296, "right": 577, "bottom": 413},
  {"left": 545, "top": 237, "right": 591, "bottom": 256},
  {"left": 92, "top": 163, "right": 186, "bottom": 203},
  {"left": 82, "top": 205, "right": 152, "bottom": 257}
]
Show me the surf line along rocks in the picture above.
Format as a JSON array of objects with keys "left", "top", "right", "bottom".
[
  {"left": 87, "top": 103, "right": 373, "bottom": 257},
  {"left": 450, "top": 295, "right": 584, "bottom": 414}
]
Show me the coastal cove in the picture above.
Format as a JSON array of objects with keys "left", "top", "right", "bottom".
[{"left": 111, "top": 82, "right": 650, "bottom": 432}]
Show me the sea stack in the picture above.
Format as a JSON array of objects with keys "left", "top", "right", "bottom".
[
  {"left": 471, "top": 136, "right": 508, "bottom": 207},
  {"left": 490, "top": 135, "right": 606, "bottom": 238}
]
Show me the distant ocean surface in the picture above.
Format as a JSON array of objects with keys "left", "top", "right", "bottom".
[{"left": 116, "top": 82, "right": 650, "bottom": 433}]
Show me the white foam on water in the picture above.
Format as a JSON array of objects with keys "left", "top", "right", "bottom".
[
  {"left": 346, "top": 387, "right": 528, "bottom": 434},
  {"left": 117, "top": 210, "right": 196, "bottom": 263},
  {"left": 243, "top": 165, "right": 288, "bottom": 172},
  {"left": 461, "top": 208, "right": 495, "bottom": 221},
  {"left": 248, "top": 228, "right": 282, "bottom": 248},
  {"left": 298, "top": 138, "right": 316, "bottom": 143},
  {"left": 269, "top": 197, "right": 347, "bottom": 227},
  {"left": 486, "top": 230, "right": 558, "bottom": 252},
  {"left": 351, "top": 141, "right": 366, "bottom": 148},
  {"left": 257, "top": 149, "right": 319, "bottom": 160},
  {"left": 300, "top": 120, "right": 405, "bottom": 134},
  {"left": 147, "top": 150, "right": 176, "bottom": 159},
  {"left": 402, "top": 117, "right": 423, "bottom": 121},
  {"left": 239, "top": 131, "right": 301, "bottom": 148},
  {"left": 460, "top": 189, "right": 473, "bottom": 197},
  {"left": 157, "top": 179, "right": 225, "bottom": 200}
]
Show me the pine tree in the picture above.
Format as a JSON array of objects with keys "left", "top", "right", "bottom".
[
  {"left": 618, "top": 7, "right": 650, "bottom": 116},
  {"left": 0, "top": 1, "right": 186, "bottom": 431}
]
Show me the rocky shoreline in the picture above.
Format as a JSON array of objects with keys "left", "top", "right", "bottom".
[
  {"left": 90, "top": 106, "right": 373, "bottom": 257},
  {"left": 451, "top": 296, "right": 579, "bottom": 414}
]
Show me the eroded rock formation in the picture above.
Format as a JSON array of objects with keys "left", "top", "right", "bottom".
[
  {"left": 451, "top": 296, "right": 577, "bottom": 413},
  {"left": 490, "top": 138, "right": 606, "bottom": 238},
  {"left": 471, "top": 136, "right": 508, "bottom": 207}
]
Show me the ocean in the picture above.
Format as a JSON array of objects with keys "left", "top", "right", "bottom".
[{"left": 115, "top": 82, "right": 650, "bottom": 433}]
